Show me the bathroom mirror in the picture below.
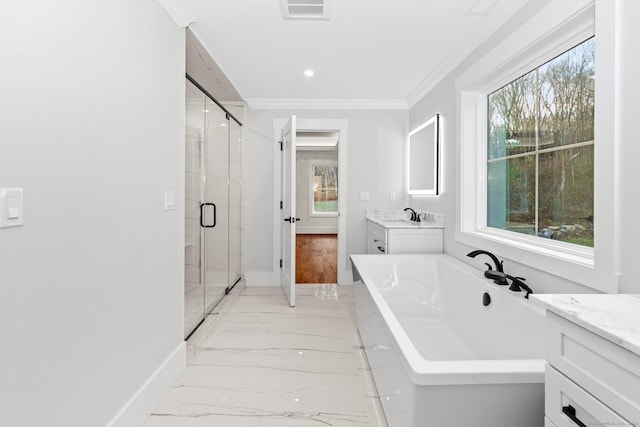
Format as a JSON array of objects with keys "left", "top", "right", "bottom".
[{"left": 408, "top": 114, "right": 440, "bottom": 195}]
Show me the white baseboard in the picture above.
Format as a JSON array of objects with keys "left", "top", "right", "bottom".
[
  {"left": 296, "top": 226, "right": 338, "bottom": 234},
  {"left": 245, "top": 270, "right": 280, "bottom": 286},
  {"left": 107, "top": 342, "right": 186, "bottom": 427},
  {"left": 246, "top": 269, "right": 354, "bottom": 286}
]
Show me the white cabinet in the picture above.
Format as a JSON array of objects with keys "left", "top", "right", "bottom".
[
  {"left": 544, "top": 311, "right": 640, "bottom": 427},
  {"left": 367, "top": 221, "right": 387, "bottom": 254},
  {"left": 366, "top": 220, "right": 443, "bottom": 254}
]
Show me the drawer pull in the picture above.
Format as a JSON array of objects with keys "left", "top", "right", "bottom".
[
  {"left": 377, "top": 246, "right": 386, "bottom": 253},
  {"left": 562, "top": 405, "right": 587, "bottom": 427}
]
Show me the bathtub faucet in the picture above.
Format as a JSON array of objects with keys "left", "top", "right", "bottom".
[
  {"left": 505, "top": 274, "right": 533, "bottom": 299},
  {"left": 466, "top": 249, "right": 504, "bottom": 273}
]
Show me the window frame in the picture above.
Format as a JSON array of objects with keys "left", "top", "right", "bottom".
[
  {"left": 455, "top": 1, "right": 619, "bottom": 293},
  {"left": 308, "top": 159, "right": 339, "bottom": 218}
]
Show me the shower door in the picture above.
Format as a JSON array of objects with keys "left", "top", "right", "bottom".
[
  {"left": 184, "top": 79, "right": 206, "bottom": 336},
  {"left": 201, "top": 97, "right": 230, "bottom": 316},
  {"left": 184, "top": 79, "right": 231, "bottom": 338}
]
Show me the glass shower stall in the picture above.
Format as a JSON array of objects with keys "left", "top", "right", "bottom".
[{"left": 184, "top": 77, "right": 243, "bottom": 338}]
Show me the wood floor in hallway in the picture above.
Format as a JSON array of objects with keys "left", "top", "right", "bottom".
[{"left": 295, "top": 234, "right": 337, "bottom": 284}]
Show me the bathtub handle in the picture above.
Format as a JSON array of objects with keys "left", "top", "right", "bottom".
[{"left": 562, "top": 405, "right": 587, "bottom": 427}]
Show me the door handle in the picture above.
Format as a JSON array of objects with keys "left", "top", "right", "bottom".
[
  {"left": 200, "top": 203, "right": 216, "bottom": 228},
  {"left": 284, "top": 217, "right": 300, "bottom": 223}
]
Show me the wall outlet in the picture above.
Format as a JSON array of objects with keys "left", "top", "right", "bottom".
[{"left": 390, "top": 192, "right": 396, "bottom": 200}]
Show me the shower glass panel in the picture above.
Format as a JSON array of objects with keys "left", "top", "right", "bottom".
[
  {"left": 202, "top": 97, "right": 229, "bottom": 314},
  {"left": 228, "top": 109, "right": 243, "bottom": 286},
  {"left": 184, "top": 77, "right": 243, "bottom": 339},
  {"left": 184, "top": 79, "right": 206, "bottom": 336}
]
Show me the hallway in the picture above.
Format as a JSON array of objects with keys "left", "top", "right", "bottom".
[{"left": 144, "top": 284, "right": 387, "bottom": 426}]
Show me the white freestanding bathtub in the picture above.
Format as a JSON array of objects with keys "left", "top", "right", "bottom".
[{"left": 350, "top": 254, "right": 545, "bottom": 427}]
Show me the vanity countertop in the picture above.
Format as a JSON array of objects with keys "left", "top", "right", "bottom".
[
  {"left": 366, "top": 209, "right": 444, "bottom": 229},
  {"left": 367, "top": 217, "right": 443, "bottom": 229},
  {"left": 531, "top": 294, "right": 640, "bottom": 357}
]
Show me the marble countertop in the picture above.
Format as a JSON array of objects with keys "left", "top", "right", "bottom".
[
  {"left": 367, "top": 217, "right": 443, "bottom": 229},
  {"left": 366, "top": 209, "right": 444, "bottom": 229},
  {"left": 531, "top": 294, "right": 640, "bottom": 357}
]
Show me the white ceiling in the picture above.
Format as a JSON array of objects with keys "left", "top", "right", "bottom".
[{"left": 183, "top": 0, "right": 530, "bottom": 109}]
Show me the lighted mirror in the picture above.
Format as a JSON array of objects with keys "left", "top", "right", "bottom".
[{"left": 408, "top": 114, "right": 440, "bottom": 195}]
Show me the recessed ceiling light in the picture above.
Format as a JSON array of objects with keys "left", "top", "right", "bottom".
[
  {"left": 220, "top": 123, "right": 227, "bottom": 127},
  {"left": 304, "top": 69, "right": 315, "bottom": 77}
]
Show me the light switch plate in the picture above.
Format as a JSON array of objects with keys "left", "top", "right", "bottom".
[
  {"left": 164, "top": 191, "right": 176, "bottom": 211},
  {"left": 0, "top": 188, "right": 24, "bottom": 228},
  {"left": 359, "top": 191, "right": 370, "bottom": 201}
]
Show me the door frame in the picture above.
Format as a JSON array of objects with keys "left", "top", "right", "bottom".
[{"left": 273, "top": 118, "right": 348, "bottom": 285}]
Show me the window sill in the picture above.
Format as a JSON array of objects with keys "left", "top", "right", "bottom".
[{"left": 461, "top": 228, "right": 594, "bottom": 268}]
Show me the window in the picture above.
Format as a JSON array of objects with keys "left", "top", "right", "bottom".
[
  {"left": 311, "top": 164, "right": 338, "bottom": 216},
  {"left": 487, "top": 38, "right": 595, "bottom": 247},
  {"left": 455, "top": 2, "right": 621, "bottom": 292}
]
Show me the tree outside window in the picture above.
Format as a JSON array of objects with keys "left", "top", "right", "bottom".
[{"left": 487, "top": 37, "right": 595, "bottom": 247}]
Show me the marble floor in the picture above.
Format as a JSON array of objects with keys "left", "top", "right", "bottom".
[{"left": 144, "top": 283, "right": 388, "bottom": 427}]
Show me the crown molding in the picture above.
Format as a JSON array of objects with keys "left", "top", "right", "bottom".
[
  {"left": 245, "top": 98, "right": 408, "bottom": 110},
  {"left": 406, "top": 0, "right": 530, "bottom": 108},
  {"left": 157, "top": 0, "right": 197, "bottom": 28}
]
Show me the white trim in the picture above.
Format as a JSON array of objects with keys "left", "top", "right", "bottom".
[
  {"left": 245, "top": 270, "right": 280, "bottom": 287},
  {"left": 406, "top": 0, "right": 530, "bottom": 108},
  {"left": 107, "top": 342, "right": 186, "bottom": 427},
  {"left": 297, "top": 226, "right": 339, "bottom": 234},
  {"left": 156, "top": 0, "right": 196, "bottom": 28},
  {"left": 248, "top": 98, "right": 408, "bottom": 110},
  {"left": 455, "top": 0, "right": 619, "bottom": 293},
  {"left": 274, "top": 118, "right": 349, "bottom": 285}
]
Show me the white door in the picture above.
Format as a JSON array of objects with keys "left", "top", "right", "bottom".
[{"left": 280, "top": 116, "right": 297, "bottom": 306}]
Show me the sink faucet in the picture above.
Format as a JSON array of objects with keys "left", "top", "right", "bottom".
[
  {"left": 466, "top": 249, "right": 504, "bottom": 272},
  {"left": 404, "top": 207, "right": 420, "bottom": 222}
]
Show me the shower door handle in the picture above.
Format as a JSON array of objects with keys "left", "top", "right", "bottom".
[{"left": 200, "top": 203, "right": 216, "bottom": 228}]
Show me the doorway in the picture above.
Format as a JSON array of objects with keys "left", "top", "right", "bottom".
[
  {"left": 276, "top": 117, "right": 348, "bottom": 306},
  {"left": 295, "top": 134, "right": 339, "bottom": 284}
]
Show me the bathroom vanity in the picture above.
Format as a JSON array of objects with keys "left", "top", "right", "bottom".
[
  {"left": 532, "top": 294, "right": 640, "bottom": 427},
  {"left": 366, "top": 209, "right": 443, "bottom": 254}
]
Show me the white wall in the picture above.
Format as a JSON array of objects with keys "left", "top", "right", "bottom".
[
  {"left": 244, "top": 108, "right": 408, "bottom": 284},
  {"left": 617, "top": 0, "right": 640, "bottom": 294},
  {"left": 409, "top": 0, "right": 640, "bottom": 294},
  {"left": 0, "top": 1, "right": 186, "bottom": 425}
]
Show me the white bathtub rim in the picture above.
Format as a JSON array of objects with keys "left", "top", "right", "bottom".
[{"left": 351, "top": 253, "right": 546, "bottom": 386}]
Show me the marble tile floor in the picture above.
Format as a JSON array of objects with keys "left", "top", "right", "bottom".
[{"left": 144, "top": 283, "right": 389, "bottom": 427}]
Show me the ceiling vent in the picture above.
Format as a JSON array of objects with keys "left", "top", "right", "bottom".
[{"left": 280, "top": 0, "right": 330, "bottom": 20}]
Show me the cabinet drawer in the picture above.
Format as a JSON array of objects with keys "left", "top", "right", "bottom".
[
  {"left": 387, "top": 228, "right": 443, "bottom": 254},
  {"left": 367, "top": 220, "right": 386, "bottom": 242},
  {"left": 546, "top": 365, "right": 633, "bottom": 427},
  {"left": 546, "top": 312, "right": 640, "bottom": 423},
  {"left": 367, "top": 233, "right": 386, "bottom": 254}
]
